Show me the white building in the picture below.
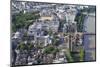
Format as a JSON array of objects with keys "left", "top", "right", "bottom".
[
  {"left": 12, "top": 31, "right": 22, "bottom": 39},
  {"left": 65, "top": 8, "right": 78, "bottom": 22}
]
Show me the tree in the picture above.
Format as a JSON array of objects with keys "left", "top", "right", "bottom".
[
  {"left": 44, "top": 46, "right": 55, "bottom": 54},
  {"left": 28, "top": 43, "right": 34, "bottom": 50},
  {"left": 12, "top": 11, "right": 40, "bottom": 32},
  {"left": 44, "top": 46, "right": 59, "bottom": 54},
  {"left": 17, "top": 42, "right": 26, "bottom": 50},
  {"left": 65, "top": 49, "right": 73, "bottom": 62},
  {"left": 75, "top": 13, "right": 85, "bottom": 32},
  {"left": 79, "top": 49, "right": 85, "bottom": 61},
  {"left": 52, "top": 34, "right": 60, "bottom": 46}
]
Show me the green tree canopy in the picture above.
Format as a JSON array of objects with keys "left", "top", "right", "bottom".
[{"left": 12, "top": 11, "right": 40, "bottom": 32}]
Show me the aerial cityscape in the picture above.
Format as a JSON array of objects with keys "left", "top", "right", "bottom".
[{"left": 11, "top": 1, "right": 96, "bottom": 66}]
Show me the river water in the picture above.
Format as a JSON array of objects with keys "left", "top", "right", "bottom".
[{"left": 83, "top": 13, "right": 96, "bottom": 61}]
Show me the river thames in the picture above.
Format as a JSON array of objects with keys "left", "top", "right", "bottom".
[{"left": 83, "top": 13, "right": 96, "bottom": 61}]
